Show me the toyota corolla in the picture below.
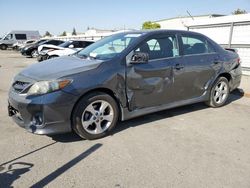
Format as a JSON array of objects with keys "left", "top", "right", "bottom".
[{"left": 8, "top": 30, "right": 242, "bottom": 140}]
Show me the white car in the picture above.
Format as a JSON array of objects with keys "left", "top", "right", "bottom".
[
  {"left": 37, "top": 40, "right": 94, "bottom": 61},
  {"left": 12, "top": 39, "right": 37, "bottom": 50}
]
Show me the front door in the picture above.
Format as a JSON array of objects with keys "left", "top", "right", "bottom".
[{"left": 126, "top": 34, "right": 180, "bottom": 111}]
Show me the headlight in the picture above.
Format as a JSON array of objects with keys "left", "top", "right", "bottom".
[{"left": 27, "top": 79, "right": 72, "bottom": 95}]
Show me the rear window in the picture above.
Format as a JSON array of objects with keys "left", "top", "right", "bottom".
[{"left": 15, "top": 34, "right": 27, "bottom": 40}]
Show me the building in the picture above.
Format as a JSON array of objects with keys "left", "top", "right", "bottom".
[{"left": 156, "top": 14, "right": 250, "bottom": 73}]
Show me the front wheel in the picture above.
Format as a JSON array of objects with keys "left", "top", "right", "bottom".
[
  {"left": 72, "top": 92, "right": 119, "bottom": 140},
  {"left": 0, "top": 44, "right": 7, "bottom": 50},
  {"left": 206, "top": 77, "right": 230, "bottom": 107},
  {"left": 31, "top": 49, "right": 38, "bottom": 58}
]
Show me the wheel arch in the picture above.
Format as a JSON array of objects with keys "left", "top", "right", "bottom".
[{"left": 70, "top": 87, "right": 123, "bottom": 126}]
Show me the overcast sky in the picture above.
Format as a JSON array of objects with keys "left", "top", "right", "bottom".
[{"left": 1, "top": 0, "right": 250, "bottom": 36}]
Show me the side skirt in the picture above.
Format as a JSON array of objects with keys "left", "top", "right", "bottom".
[{"left": 121, "top": 94, "right": 208, "bottom": 121}]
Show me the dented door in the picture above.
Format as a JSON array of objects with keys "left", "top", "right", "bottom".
[
  {"left": 125, "top": 34, "right": 181, "bottom": 111},
  {"left": 126, "top": 59, "right": 175, "bottom": 110}
]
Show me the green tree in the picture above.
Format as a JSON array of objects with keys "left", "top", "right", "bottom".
[
  {"left": 44, "top": 31, "right": 52, "bottom": 37},
  {"left": 72, "top": 27, "right": 77, "bottom": 35},
  {"left": 232, "top": 8, "right": 247, "bottom": 15},
  {"left": 60, "top": 31, "right": 67, "bottom": 36},
  {"left": 142, "top": 21, "right": 161, "bottom": 29}
]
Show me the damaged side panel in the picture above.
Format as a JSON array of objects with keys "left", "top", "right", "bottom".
[{"left": 126, "top": 59, "right": 174, "bottom": 111}]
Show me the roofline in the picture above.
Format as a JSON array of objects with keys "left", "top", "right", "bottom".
[{"left": 155, "top": 14, "right": 225, "bottom": 22}]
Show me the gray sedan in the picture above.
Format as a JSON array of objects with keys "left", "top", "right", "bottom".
[{"left": 8, "top": 30, "right": 242, "bottom": 139}]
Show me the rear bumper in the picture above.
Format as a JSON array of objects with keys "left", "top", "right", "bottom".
[
  {"left": 229, "top": 64, "right": 242, "bottom": 91},
  {"left": 8, "top": 89, "right": 78, "bottom": 135}
]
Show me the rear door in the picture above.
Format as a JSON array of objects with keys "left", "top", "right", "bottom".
[
  {"left": 126, "top": 34, "right": 181, "bottom": 110},
  {"left": 175, "top": 33, "right": 219, "bottom": 101}
]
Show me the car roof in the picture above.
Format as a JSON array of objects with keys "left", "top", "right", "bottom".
[{"left": 121, "top": 29, "right": 205, "bottom": 37}]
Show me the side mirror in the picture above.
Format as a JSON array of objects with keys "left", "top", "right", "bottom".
[
  {"left": 130, "top": 52, "right": 149, "bottom": 64},
  {"left": 69, "top": 44, "right": 74, "bottom": 48}
]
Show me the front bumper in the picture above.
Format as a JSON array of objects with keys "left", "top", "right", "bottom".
[{"left": 8, "top": 89, "right": 78, "bottom": 135}]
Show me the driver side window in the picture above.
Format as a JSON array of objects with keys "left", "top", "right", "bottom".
[
  {"left": 4, "top": 34, "right": 13, "bottom": 40},
  {"left": 135, "top": 36, "right": 179, "bottom": 60}
]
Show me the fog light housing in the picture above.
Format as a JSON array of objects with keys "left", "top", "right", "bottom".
[{"left": 31, "top": 113, "right": 43, "bottom": 127}]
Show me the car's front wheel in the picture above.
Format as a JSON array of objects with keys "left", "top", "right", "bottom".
[
  {"left": 0, "top": 44, "right": 7, "bottom": 50},
  {"left": 31, "top": 49, "right": 38, "bottom": 58},
  {"left": 72, "top": 92, "right": 119, "bottom": 140},
  {"left": 206, "top": 77, "right": 230, "bottom": 107}
]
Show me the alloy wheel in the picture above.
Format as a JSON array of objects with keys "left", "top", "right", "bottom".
[
  {"left": 81, "top": 100, "right": 114, "bottom": 135},
  {"left": 213, "top": 81, "right": 228, "bottom": 104}
]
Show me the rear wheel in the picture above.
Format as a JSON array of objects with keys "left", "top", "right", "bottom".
[
  {"left": 0, "top": 44, "right": 7, "bottom": 50},
  {"left": 206, "top": 77, "right": 229, "bottom": 107},
  {"left": 72, "top": 92, "right": 119, "bottom": 140}
]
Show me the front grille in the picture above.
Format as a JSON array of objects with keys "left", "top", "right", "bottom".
[{"left": 12, "top": 81, "right": 30, "bottom": 93}]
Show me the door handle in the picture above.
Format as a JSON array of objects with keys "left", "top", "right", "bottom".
[{"left": 175, "top": 63, "right": 184, "bottom": 70}]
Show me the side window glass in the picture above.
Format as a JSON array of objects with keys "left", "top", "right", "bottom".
[
  {"left": 15, "top": 34, "right": 27, "bottom": 40},
  {"left": 181, "top": 35, "right": 215, "bottom": 55},
  {"left": 135, "top": 36, "right": 179, "bottom": 60},
  {"left": 147, "top": 39, "right": 160, "bottom": 51},
  {"left": 4, "top": 34, "right": 13, "bottom": 40},
  {"left": 72, "top": 41, "right": 80, "bottom": 48}
]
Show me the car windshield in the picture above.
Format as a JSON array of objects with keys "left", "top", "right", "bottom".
[
  {"left": 59, "top": 41, "right": 72, "bottom": 48},
  {"left": 76, "top": 33, "right": 142, "bottom": 60}
]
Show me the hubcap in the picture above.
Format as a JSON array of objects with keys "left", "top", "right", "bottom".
[
  {"left": 213, "top": 81, "right": 228, "bottom": 104},
  {"left": 81, "top": 100, "right": 114, "bottom": 135}
]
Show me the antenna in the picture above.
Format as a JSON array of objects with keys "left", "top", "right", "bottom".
[{"left": 187, "top": 10, "right": 194, "bottom": 20}]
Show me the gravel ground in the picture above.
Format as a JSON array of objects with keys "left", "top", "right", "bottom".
[{"left": 0, "top": 50, "right": 250, "bottom": 188}]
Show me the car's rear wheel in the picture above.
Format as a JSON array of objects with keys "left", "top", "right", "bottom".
[
  {"left": 206, "top": 77, "right": 229, "bottom": 107},
  {"left": 31, "top": 49, "right": 38, "bottom": 58},
  {"left": 72, "top": 92, "right": 119, "bottom": 140}
]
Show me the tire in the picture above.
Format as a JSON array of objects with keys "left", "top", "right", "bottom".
[
  {"left": 0, "top": 44, "right": 7, "bottom": 50},
  {"left": 72, "top": 92, "right": 119, "bottom": 140},
  {"left": 31, "top": 49, "right": 38, "bottom": 58},
  {"left": 205, "top": 77, "right": 230, "bottom": 108}
]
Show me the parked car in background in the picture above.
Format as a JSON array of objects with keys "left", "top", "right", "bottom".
[
  {"left": 21, "top": 39, "right": 64, "bottom": 58},
  {"left": 0, "top": 30, "right": 40, "bottom": 50},
  {"left": 8, "top": 30, "right": 242, "bottom": 140},
  {"left": 37, "top": 40, "right": 94, "bottom": 61},
  {"left": 12, "top": 40, "right": 37, "bottom": 51}
]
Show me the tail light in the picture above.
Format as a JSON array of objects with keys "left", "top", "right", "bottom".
[{"left": 237, "top": 58, "right": 241, "bottom": 64}]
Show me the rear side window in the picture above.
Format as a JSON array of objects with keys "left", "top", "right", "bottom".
[
  {"left": 181, "top": 35, "right": 215, "bottom": 55},
  {"left": 15, "top": 34, "right": 27, "bottom": 40},
  {"left": 136, "top": 35, "right": 179, "bottom": 60}
]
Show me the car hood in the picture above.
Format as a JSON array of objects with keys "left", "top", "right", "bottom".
[
  {"left": 38, "top": 44, "right": 64, "bottom": 52},
  {"left": 20, "top": 55, "right": 103, "bottom": 80}
]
